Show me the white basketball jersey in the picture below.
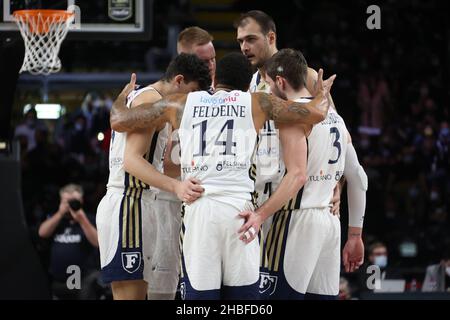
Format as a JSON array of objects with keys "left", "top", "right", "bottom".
[
  {"left": 249, "top": 70, "right": 282, "bottom": 206},
  {"left": 178, "top": 90, "right": 257, "bottom": 201},
  {"left": 299, "top": 109, "right": 348, "bottom": 209},
  {"left": 107, "top": 86, "right": 169, "bottom": 193}
]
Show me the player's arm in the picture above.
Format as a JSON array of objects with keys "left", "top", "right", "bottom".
[
  {"left": 124, "top": 128, "right": 204, "bottom": 203},
  {"left": 253, "top": 69, "right": 336, "bottom": 126},
  {"left": 163, "top": 129, "right": 181, "bottom": 179},
  {"left": 110, "top": 74, "right": 187, "bottom": 132},
  {"left": 307, "top": 67, "right": 337, "bottom": 112},
  {"left": 342, "top": 131, "right": 368, "bottom": 272},
  {"left": 238, "top": 124, "right": 308, "bottom": 243}
]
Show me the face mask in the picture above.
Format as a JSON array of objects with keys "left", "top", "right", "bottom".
[
  {"left": 374, "top": 255, "right": 388, "bottom": 268},
  {"left": 446, "top": 267, "right": 450, "bottom": 277}
]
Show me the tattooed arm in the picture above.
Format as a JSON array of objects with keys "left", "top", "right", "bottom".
[
  {"left": 110, "top": 74, "right": 187, "bottom": 132},
  {"left": 253, "top": 69, "right": 335, "bottom": 126}
]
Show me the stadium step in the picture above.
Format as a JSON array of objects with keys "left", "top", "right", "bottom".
[{"left": 190, "top": 1, "right": 241, "bottom": 59}]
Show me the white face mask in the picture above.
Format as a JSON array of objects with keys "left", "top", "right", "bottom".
[
  {"left": 374, "top": 255, "right": 388, "bottom": 268},
  {"left": 446, "top": 267, "right": 450, "bottom": 277}
]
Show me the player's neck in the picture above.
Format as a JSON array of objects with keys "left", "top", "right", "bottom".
[
  {"left": 257, "top": 47, "right": 278, "bottom": 74},
  {"left": 286, "top": 87, "right": 312, "bottom": 101},
  {"left": 214, "top": 84, "right": 234, "bottom": 92},
  {"left": 150, "top": 80, "right": 170, "bottom": 97}
]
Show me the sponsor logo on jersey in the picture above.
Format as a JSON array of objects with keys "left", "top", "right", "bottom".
[
  {"left": 215, "top": 160, "right": 248, "bottom": 171},
  {"left": 182, "top": 165, "right": 209, "bottom": 174},
  {"left": 259, "top": 272, "right": 278, "bottom": 296},
  {"left": 121, "top": 252, "right": 141, "bottom": 273},
  {"left": 199, "top": 95, "right": 237, "bottom": 105},
  {"left": 335, "top": 170, "right": 344, "bottom": 181},
  {"left": 309, "top": 170, "right": 333, "bottom": 182},
  {"left": 110, "top": 157, "right": 123, "bottom": 168}
]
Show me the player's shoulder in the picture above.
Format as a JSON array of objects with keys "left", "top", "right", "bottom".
[{"left": 129, "top": 86, "right": 161, "bottom": 108}]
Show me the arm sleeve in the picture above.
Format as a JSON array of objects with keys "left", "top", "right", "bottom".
[{"left": 344, "top": 143, "right": 368, "bottom": 228}]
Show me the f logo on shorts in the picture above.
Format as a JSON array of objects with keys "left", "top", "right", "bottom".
[
  {"left": 259, "top": 272, "right": 278, "bottom": 296},
  {"left": 122, "top": 252, "right": 141, "bottom": 273}
]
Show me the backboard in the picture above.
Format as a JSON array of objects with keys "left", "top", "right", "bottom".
[{"left": 0, "top": 0, "right": 153, "bottom": 40}]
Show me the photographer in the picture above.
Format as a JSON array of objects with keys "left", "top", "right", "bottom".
[{"left": 38, "top": 184, "right": 98, "bottom": 299}]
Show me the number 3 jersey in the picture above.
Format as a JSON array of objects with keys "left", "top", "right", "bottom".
[
  {"left": 178, "top": 90, "right": 257, "bottom": 201},
  {"left": 297, "top": 109, "right": 348, "bottom": 210}
]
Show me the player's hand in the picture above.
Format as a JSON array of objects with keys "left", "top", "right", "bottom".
[
  {"left": 343, "top": 235, "right": 364, "bottom": 273},
  {"left": 119, "top": 73, "right": 137, "bottom": 102},
  {"left": 314, "top": 69, "right": 336, "bottom": 96},
  {"left": 111, "top": 73, "right": 136, "bottom": 116},
  {"left": 237, "top": 211, "right": 263, "bottom": 244},
  {"left": 175, "top": 178, "right": 204, "bottom": 204}
]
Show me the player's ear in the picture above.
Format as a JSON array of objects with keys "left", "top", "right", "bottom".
[
  {"left": 276, "top": 75, "right": 283, "bottom": 88},
  {"left": 174, "top": 74, "right": 185, "bottom": 88},
  {"left": 267, "top": 31, "right": 276, "bottom": 46}
]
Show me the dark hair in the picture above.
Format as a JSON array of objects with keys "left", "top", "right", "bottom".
[
  {"left": 163, "top": 53, "right": 211, "bottom": 90},
  {"left": 234, "top": 10, "right": 276, "bottom": 35},
  {"left": 215, "top": 52, "right": 253, "bottom": 91},
  {"left": 368, "top": 242, "right": 387, "bottom": 255},
  {"left": 265, "top": 49, "right": 308, "bottom": 91}
]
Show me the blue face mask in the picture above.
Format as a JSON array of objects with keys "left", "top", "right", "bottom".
[{"left": 374, "top": 255, "right": 388, "bottom": 268}]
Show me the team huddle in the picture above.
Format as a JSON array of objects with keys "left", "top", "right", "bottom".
[{"left": 96, "top": 11, "right": 368, "bottom": 300}]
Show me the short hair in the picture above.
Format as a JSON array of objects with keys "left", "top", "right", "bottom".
[
  {"left": 234, "top": 10, "right": 276, "bottom": 35},
  {"left": 368, "top": 242, "right": 387, "bottom": 255},
  {"left": 163, "top": 53, "right": 211, "bottom": 91},
  {"left": 215, "top": 52, "right": 253, "bottom": 91},
  {"left": 177, "top": 26, "right": 213, "bottom": 51},
  {"left": 60, "top": 184, "right": 83, "bottom": 197},
  {"left": 265, "top": 49, "right": 308, "bottom": 91}
]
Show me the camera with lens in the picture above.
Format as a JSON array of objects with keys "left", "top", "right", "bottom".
[{"left": 68, "top": 199, "right": 82, "bottom": 211}]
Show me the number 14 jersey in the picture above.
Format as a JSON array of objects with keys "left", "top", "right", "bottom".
[{"left": 178, "top": 90, "right": 257, "bottom": 201}]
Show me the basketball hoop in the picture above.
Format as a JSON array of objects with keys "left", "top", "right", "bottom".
[{"left": 13, "top": 9, "right": 75, "bottom": 75}]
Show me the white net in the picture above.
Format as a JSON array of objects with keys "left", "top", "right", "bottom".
[{"left": 14, "top": 10, "right": 74, "bottom": 75}]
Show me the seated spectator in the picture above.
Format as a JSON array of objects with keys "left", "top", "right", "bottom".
[
  {"left": 355, "top": 242, "right": 403, "bottom": 296},
  {"left": 422, "top": 248, "right": 450, "bottom": 292},
  {"left": 38, "top": 184, "right": 99, "bottom": 299},
  {"left": 338, "top": 277, "right": 353, "bottom": 300}
]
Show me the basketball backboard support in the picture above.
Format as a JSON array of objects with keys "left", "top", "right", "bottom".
[{"left": 0, "top": 0, "right": 153, "bottom": 41}]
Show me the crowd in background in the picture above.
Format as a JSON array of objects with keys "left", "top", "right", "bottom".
[{"left": 12, "top": 0, "right": 449, "bottom": 299}]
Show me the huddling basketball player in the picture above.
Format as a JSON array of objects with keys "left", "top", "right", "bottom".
[
  {"left": 96, "top": 53, "right": 210, "bottom": 300},
  {"left": 239, "top": 49, "right": 367, "bottom": 299},
  {"left": 109, "top": 52, "right": 335, "bottom": 299}
]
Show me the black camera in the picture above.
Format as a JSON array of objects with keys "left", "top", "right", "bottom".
[{"left": 68, "top": 199, "right": 82, "bottom": 211}]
